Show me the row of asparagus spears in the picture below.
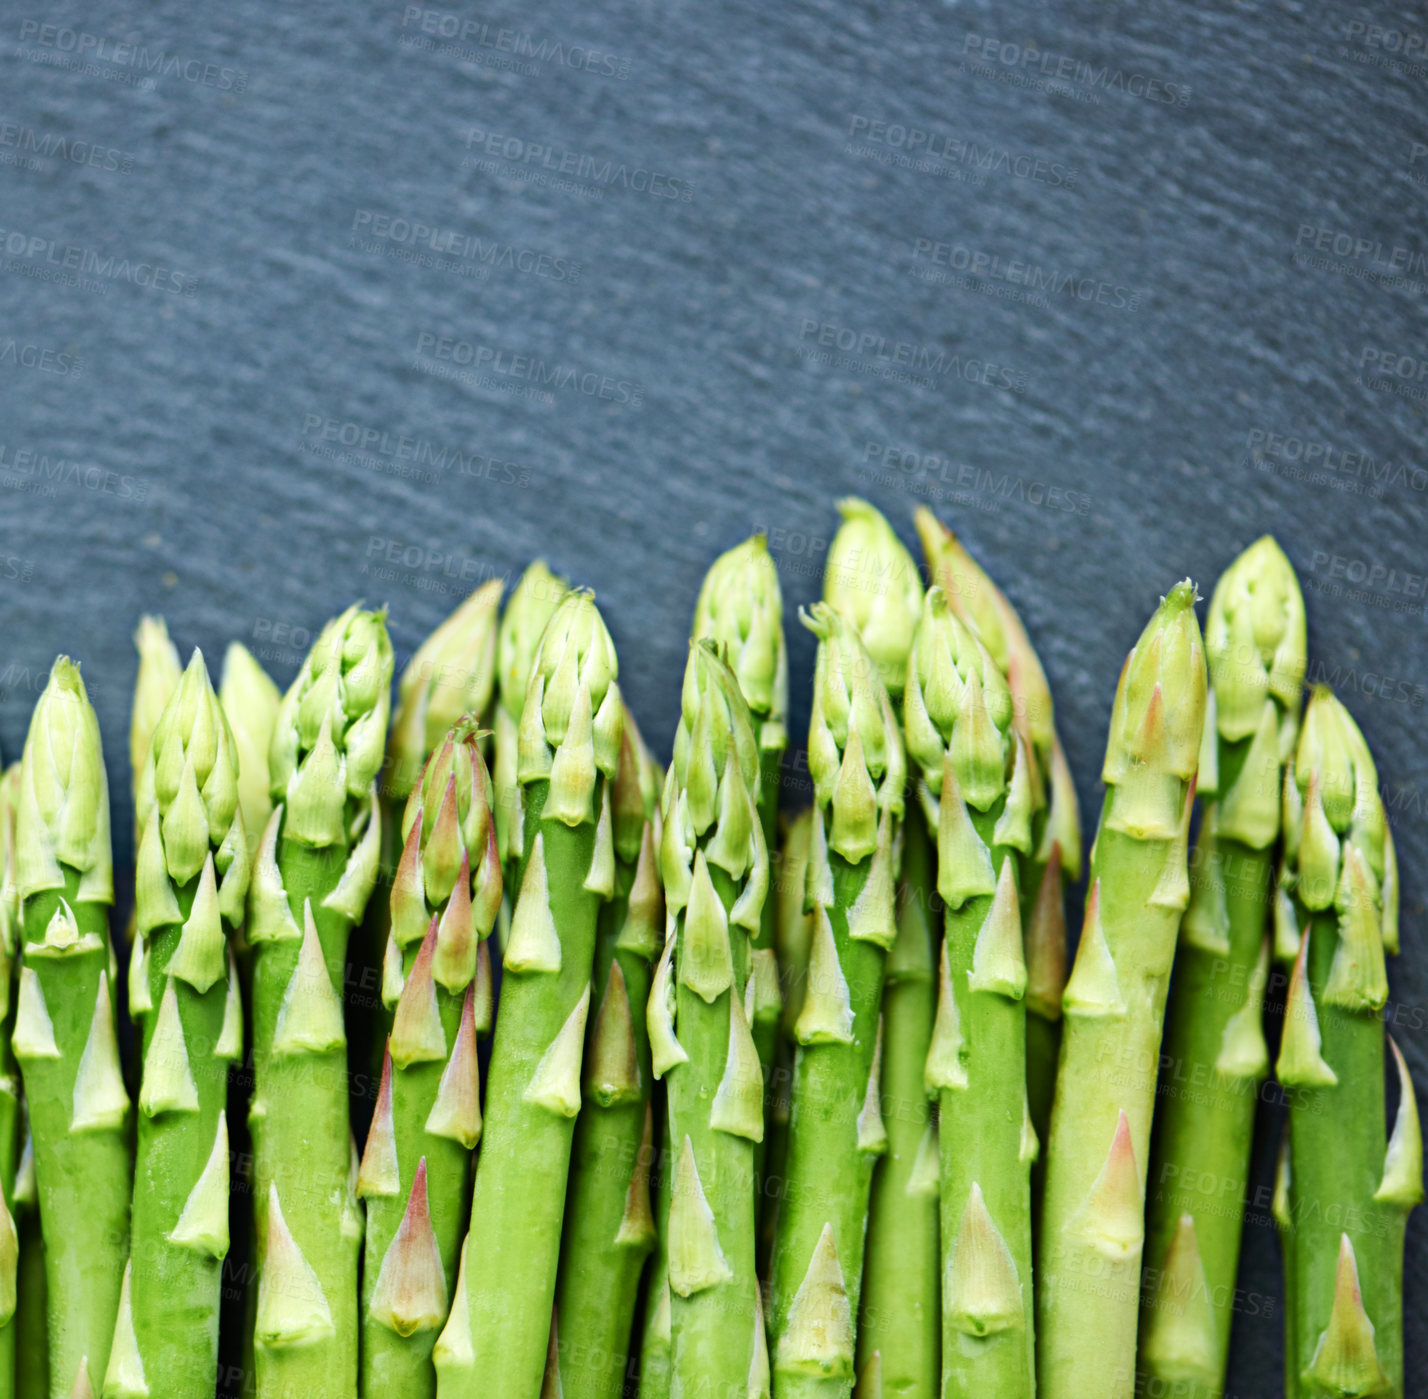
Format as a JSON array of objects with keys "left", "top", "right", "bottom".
[{"left": 0, "top": 501, "right": 1415, "bottom": 1399}]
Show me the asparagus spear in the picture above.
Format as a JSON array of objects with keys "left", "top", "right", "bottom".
[
  {"left": 690, "top": 535, "right": 788, "bottom": 1139},
  {"left": 219, "top": 643, "right": 282, "bottom": 864},
  {"left": 12, "top": 659, "right": 130, "bottom": 1397},
  {"left": 493, "top": 562, "right": 569, "bottom": 884},
  {"left": 387, "top": 582, "right": 502, "bottom": 805},
  {"left": 1037, "top": 583, "right": 1206, "bottom": 1399},
  {"left": 768, "top": 604, "right": 905, "bottom": 1399},
  {"left": 359, "top": 723, "right": 501, "bottom": 1396},
  {"left": 914, "top": 510, "right": 1082, "bottom": 1203},
  {"left": 553, "top": 711, "right": 663, "bottom": 1399},
  {"left": 819, "top": 500, "right": 932, "bottom": 1398},
  {"left": 248, "top": 605, "right": 393, "bottom": 1399},
  {"left": 905, "top": 587, "right": 1037, "bottom": 1397},
  {"left": 1277, "top": 689, "right": 1420, "bottom": 1397},
  {"left": 1138, "top": 539, "right": 1305, "bottom": 1395},
  {"left": 652, "top": 640, "right": 770, "bottom": 1399},
  {"left": 434, "top": 590, "right": 622, "bottom": 1399},
  {"left": 0, "top": 761, "right": 20, "bottom": 1399},
  {"left": 130, "top": 618, "right": 183, "bottom": 844},
  {"left": 120, "top": 651, "right": 248, "bottom": 1397}
]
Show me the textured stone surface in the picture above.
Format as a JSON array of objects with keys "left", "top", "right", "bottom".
[{"left": 0, "top": 0, "right": 1423, "bottom": 1386}]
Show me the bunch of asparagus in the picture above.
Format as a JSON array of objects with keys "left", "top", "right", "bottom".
[{"left": 0, "top": 506, "right": 1415, "bottom": 1399}]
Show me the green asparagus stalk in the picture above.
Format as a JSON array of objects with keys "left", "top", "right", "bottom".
[
  {"left": 690, "top": 535, "right": 788, "bottom": 1145},
  {"left": 553, "top": 711, "right": 663, "bottom": 1399},
  {"left": 1138, "top": 538, "right": 1305, "bottom": 1396},
  {"left": 1276, "top": 688, "right": 1420, "bottom": 1397},
  {"left": 119, "top": 651, "right": 249, "bottom": 1397},
  {"left": 247, "top": 605, "right": 393, "bottom": 1399},
  {"left": 907, "top": 587, "right": 1037, "bottom": 1396},
  {"left": 1036, "top": 582, "right": 1206, "bottom": 1399},
  {"left": 0, "top": 761, "right": 20, "bottom": 1399},
  {"left": 855, "top": 798, "right": 938, "bottom": 1397},
  {"left": 651, "top": 640, "right": 771, "bottom": 1399},
  {"left": 820, "top": 500, "right": 931, "bottom": 1399},
  {"left": 914, "top": 510, "right": 1082, "bottom": 1197},
  {"left": 359, "top": 723, "right": 502, "bottom": 1396},
  {"left": 13, "top": 659, "right": 130, "bottom": 1397},
  {"left": 11, "top": 1130, "right": 43, "bottom": 1399},
  {"left": 493, "top": 562, "right": 569, "bottom": 884},
  {"left": 758, "top": 808, "right": 815, "bottom": 1273},
  {"left": 434, "top": 590, "right": 622, "bottom": 1399},
  {"left": 768, "top": 604, "right": 905, "bottom": 1399},
  {"left": 219, "top": 643, "right": 282, "bottom": 862}
]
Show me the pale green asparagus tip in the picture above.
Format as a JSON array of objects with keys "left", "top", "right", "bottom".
[
  {"left": 389, "top": 579, "right": 503, "bottom": 799},
  {"left": 268, "top": 604, "right": 395, "bottom": 843},
  {"left": 0, "top": 762, "right": 19, "bottom": 970},
  {"left": 801, "top": 602, "right": 906, "bottom": 863},
  {"left": 515, "top": 589, "right": 622, "bottom": 826},
  {"left": 660, "top": 641, "right": 767, "bottom": 932},
  {"left": 498, "top": 560, "right": 570, "bottom": 723},
  {"left": 137, "top": 650, "right": 249, "bottom": 938},
  {"left": 1205, "top": 536, "right": 1306, "bottom": 743},
  {"left": 220, "top": 642, "right": 282, "bottom": 844},
  {"left": 904, "top": 587, "right": 1014, "bottom": 803},
  {"left": 1281, "top": 691, "right": 1391, "bottom": 995},
  {"left": 15, "top": 656, "right": 113, "bottom": 906},
  {"left": 823, "top": 498, "right": 923, "bottom": 700},
  {"left": 392, "top": 725, "right": 502, "bottom": 972},
  {"left": 691, "top": 534, "right": 788, "bottom": 752},
  {"left": 1101, "top": 581, "right": 1206, "bottom": 805},
  {"left": 611, "top": 706, "right": 660, "bottom": 865},
  {"left": 131, "top": 616, "right": 183, "bottom": 781}
]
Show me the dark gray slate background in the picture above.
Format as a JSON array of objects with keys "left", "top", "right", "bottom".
[{"left": 0, "top": 0, "right": 1424, "bottom": 1392}]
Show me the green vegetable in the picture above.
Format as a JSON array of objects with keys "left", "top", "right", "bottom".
[
  {"left": 218, "top": 643, "right": 282, "bottom": 877},
  {"left": 13, "top": 659, "right": 130, "bottom": 1398},
  {"left": 493, "top": 562, "right": 569, "bottom": 884},
  {"left": 906, "top": 586, "right": 1035, "bottom": 1397},
  {"left": 653, "top": 641, "right": 771, "bottom": 1399},
  {"left": 1277, "top": 688, "right": 1420, "bottom": 1398},
  {"left": 122, "top": 651, "right": 248, "bottom": 1397},
  {"left": 130, "top": 619, "right": 183, "bottom": 843},
  {"left": 1036, "top": 583, "right": 1206, "bottom": 1399},
  {"left": 767, "top": 604, "right": 904, "bottom": 1399},
  {"left": 553, "top": 710, "right": 663, "bottom": 1399},
  {"left": 248, "top": 606, "right": 393, "bottom": 1399},
  {"left": 690, "top": 535, "right": 788, "bottom": 1152},
  {"left": 1139, "top": 538, "right": 1305, "bottom": 1396},
  {"left": 915, "top": 510, "right": 1082, "bottom": 1210},
  {"left": 12, "top": 1127, "right": 44, "bottom": 1399},
  {"left": 434, "top": 591, "right": 622, "bottom": 1399},
  {"left": 359, "top": 723, "right": 502, "bottom": 1396}
]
